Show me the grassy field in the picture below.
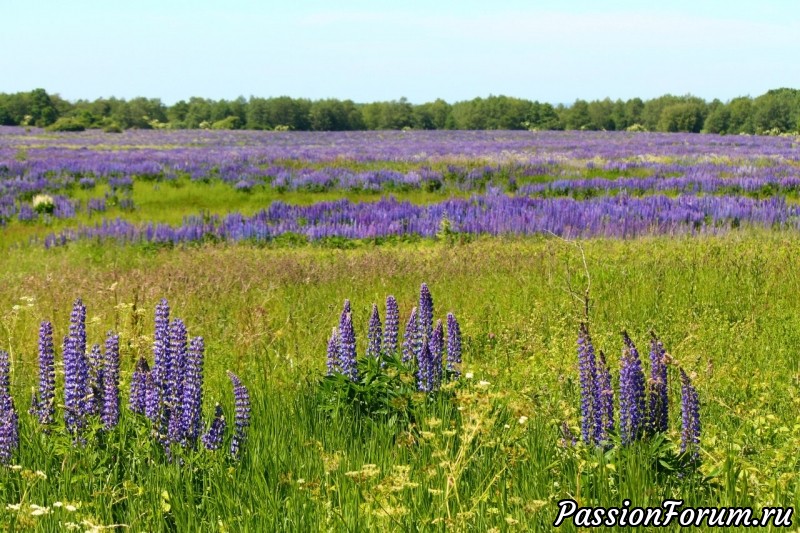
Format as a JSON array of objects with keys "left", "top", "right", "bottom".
[{"left": 1, "top": 232, "right": 798, "bottom": 530}]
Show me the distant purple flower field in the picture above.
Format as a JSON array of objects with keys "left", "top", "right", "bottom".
[{"left": 2, "top": 127, "right": 799, "bottom": 245}]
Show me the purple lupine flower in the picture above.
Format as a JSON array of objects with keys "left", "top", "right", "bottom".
[
  {"left": 0, "top": 350, "right": 19, "bottom": 464},
  {"left": 416, "top": 339, "right": 435, "bottom": 393},
  {"left": 129, "top": 356, "right": 150, "bottom": 414},
  {"left": 101, "top": 332, "right": 120, "bottom": 430},
  {"left": 401, "top": 307, "right": 419, "bottom": 365},
  {"left": 152, "top": 298, "right": 171, "bottom": 404},
  {"left": 87, "top": 343, "right": 104, "bottom": 416},
  {"left": 227, "top": 371, "right": 251, "bottom": 460},
  {"left": 202, "top": 403, "right": 226, "bottom": 451},
  {"left": 647, "top": 334, "right": 669, "bottom": 434},
  {"left": 366, "top": 304, "right": 382, "bottom": 360},
  {"left": 338, "top": 312, "right": 358, "bottom": 381},
  {"left": 418, "top": 283, "right": 434, "bottom": 342},
  {"left": 619, "top": 332, "right": 646, "bottom": 446},
  {"left": 144, "top": 370, "right": 159, "bottom": 422},
  {"left": 383, "top": 295, "right": 399, "bottom": 356},
  {"left": 680, "top": 369, "right": 701, "bottom": 461},
  {"left": 446, "top": 312, "right": 462, "bottom": 380},
  {"left": 180, "top": 336, "right": 205, "bottom": 444},
  {"left": 596, "top": 350, "right": 614, "bottom": 441},
  {"left": 32, "top": 321, "right": 56, "bottom": 427},
  {"left": 429, "top": 319, "right": 444, "bottom": 388},
  {"left": 64, "top": 299, "right": 89, "bottom": 440},
  {"left": 167, "top": 318, "right": 188, "bottom": 444},
  {"left": 326, "top": 327, "right": 340, "bottom": 376},
  {"left": 577, "top": 323, "right": 598, "bottom": 444}
]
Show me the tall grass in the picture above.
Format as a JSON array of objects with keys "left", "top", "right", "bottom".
[{"left": 1, "top": 232, "right": 799, "bottom": 530}]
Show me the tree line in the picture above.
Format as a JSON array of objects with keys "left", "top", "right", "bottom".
[{"left": 1, "top": 88, "right": 798, "bottom": 134}]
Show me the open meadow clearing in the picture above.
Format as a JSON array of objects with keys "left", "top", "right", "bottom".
[{"left": 1, "top": 128, "right": 799, "bottom": 531}]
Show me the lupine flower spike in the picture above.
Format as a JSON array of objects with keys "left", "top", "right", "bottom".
[
  {"left": 0, "top": 350, "right": 19, "bottom": 464},
  {"left": 383, "top": 295, "right": 399, "bottom": 356},
  {"left": 401, "top": 307, "right": 418, "bottom": 365},
  {"left": 619, "top": 331, "right": 646, "bottom": 445},
  {"left": 181, "top": 336, "right": 205, "bottom": 445},
  {"left": 366, "top": 304, "right": 382, "bottom": 360},
  {"left": 64, "top": 298, "right": 89, "bottom": 441},
  {"left": 577, "top": 323, "right": 599, "bottom": 444},
  {"left": 32, "top": 321, "right": 56, "bottom": 427},
  {"left": 680, "top": 369, "right": 701, "bottom": 462},
  {"left": 101, "top": 332, "right": 120, "bottom": 430},
  {"left": 326, "top": 327, "right": 340, "bottom": 376},
  {"left": 202, "top": 403, "right": 226, "bottom": 451},
  {"left": 130, "top": 356, "right": 150, "bottom": 415},
  {"left": 338, "top": 312, "right": 358, "bottom": 381},
  {"left": 446, "top": 312, "right": 462, "bottom": 380},
  {"left": 648, "top": 334, "right": 669, "bottom": 435},
  {"left": 227, "top": 371, "right": 251, "bottom": 460}
]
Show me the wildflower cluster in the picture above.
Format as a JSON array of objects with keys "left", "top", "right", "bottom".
[
  {"left": 0, "top": 298, "right": 251, "bottom": 465},
  {"left": 326, "top": 283, "right": 463, "bottom": 393},
  {"left": 576, "top": 325, "right": 701, "bottom": 463}
]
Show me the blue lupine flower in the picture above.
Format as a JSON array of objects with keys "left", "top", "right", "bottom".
[
  {"left": 446, "top": 312, "right": 462, "bottom": 380},
  {"left": 227, "top": 371, "right": 251, "bottom": 460},
  {"left": 383, "top": 295, "right": 399, "bottom": 356},
  {"left": 418, "top": 283, "right": 434, "bottom": 342},
  {"left": 0, "top": 350, "right": 18, "bottom": 464},
  {"left": 102, "top": 332, "right": 120, "bottom": 430},
  {"left": 180, "top": 336, "right": 205, "bottom": 444},
  {"left": 202, "top": 403, "right": 226, "bottom": 451},
  {"left": 32, "top": 321, "right": 56, "bottom": 427},
  {"left": 648, "top": 334, "right": 669, "bottom": 434},
  {"left": 130, "top": 356, "right": 150, "bottom": 415},
  {"left": 680, "top": 369, "right": 701, "bottom": 461},
  {"left": 619, "top": 332, "right": 646, "bottom": 445},
  {"left": 326, "top": 327, "right": 340, "bottom": 376},
  {"left": 577, "top": 323, "right": 598, "bottom": 444},
  {"left": 401, "top": 307, "right": 419, "bottom": 365},
  {"left": 366, "top": 304, "right": 382, "bottom": 360},
  {"left": 338, "top": 312, "right": 358, "bottom": 381}
]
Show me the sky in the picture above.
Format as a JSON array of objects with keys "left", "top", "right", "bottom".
[{"left": 2, "top": 0, "right": 798, "bottom": 105}]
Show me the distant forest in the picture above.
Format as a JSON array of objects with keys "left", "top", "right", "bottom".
[{"left": 1, "top": 88, "right": 799, "bottom": 135}]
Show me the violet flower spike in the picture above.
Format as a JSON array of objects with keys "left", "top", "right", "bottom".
[
  {"left": 619, "top": 331, "right": 646, "bottom": 446},
  {"left": 647, "top": 334, "right": 669, "bottom": 435},
  {"left": 202, "top": 403, "right": 226, "bottom": 451},
  {"left": 129, "top": 356, "right": 150, "bottom": 414},
  {"left": 326, "top": 327, "right": 341, "bottom": 376},
  {"left": 338, "top": 312, "right": 358, "bottom": 381},
  {"left": 33, "top": 321, "right": 56, "bottom": 427},
  {"left": 180, "top": 336, "right": 205, "bottom": 444},
  {"left": 87, "top": 343, "right": 104, "bottom": 416},
  {"left": 680, "top": 369, "right": 701, "bottom": 462},
  {"left": 577, "top": 323, "right": 598, "bottom": 445},
  {"left": 228, "top": 371, "right": 251, "bottom": 460},
  {"left": 101, "top": 332, "right": 120, "bottom": 430},
  {"left": 366, "top": 303, "right": 382, "bottom": 360},
  {"left": 446, "top": 312, "right": 462, "bottom": 380},
  {"left": 418, "top": 283, "right": 434, "bottom": 342},
  {"left": 383, "top": 295, "right": 399, "bottom": 357},
  {"left": 401, "top": 307, "right": 418, "bottom": 365},
  {"left": 0, "top": 350, "right": 19, "bottom": 464},
  {"left": 429, "top": 319, "right": 444, "bottom": 388}
]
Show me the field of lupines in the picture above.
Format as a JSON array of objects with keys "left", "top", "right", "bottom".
[{"left": 1, "top": 127, "right": 799, "bottom": 530}]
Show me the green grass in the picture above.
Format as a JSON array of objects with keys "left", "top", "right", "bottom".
[{"left": 1, "top": 233, "right": 799, "bottom": 530}]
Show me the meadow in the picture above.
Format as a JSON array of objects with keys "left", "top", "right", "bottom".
[{"left": 0, "top": 127, "right": 799, "bottom": 531}]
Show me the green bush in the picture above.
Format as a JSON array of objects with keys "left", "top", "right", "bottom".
[{"left": 45, "top": 117, "right": 86, "bottom": 132}]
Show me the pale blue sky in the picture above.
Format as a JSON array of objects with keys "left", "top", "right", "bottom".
[{"left": 2, "top": 1, "right": 798, "bottom": 104}]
